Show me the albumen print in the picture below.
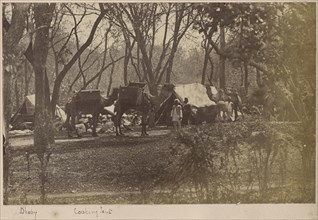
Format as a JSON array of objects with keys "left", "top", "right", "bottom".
[{"left": 1, "top": 2, "right": 317, "bottom": 219}]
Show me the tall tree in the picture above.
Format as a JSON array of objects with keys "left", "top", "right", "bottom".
[
  {"left": 2, "top": 3, "right": 31, "bottom": 204},
  {"left": 194, "top": 3, "right": 270, "bottom": 87},
  {"left": 3, "top": 3, "right": 108, "bottom": 203},
  {"left": 219, "top": 26, "right": 226, "bottom": 89},
  {"left": 195, "top": 2, "right": 315, "bottom": 121},
  {"left": 105, "top": 3, "right": 196, "bottom": 95},
  {"left": 200, "top": 37, "right": 212, "bottom": 85},
  {"left": 165, "top": 4, "right": 197, "bottom": 83},
  {"left": 31, "top": 3, "right": 56, "bottom": 203},
  {"left": 50, "top": 3, "right": 106, "bottom": 114}
]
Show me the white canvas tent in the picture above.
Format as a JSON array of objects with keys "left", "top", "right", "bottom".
[
  {"left": 101, "top": 94, "right": 115, "bottom": 116},
  {"left": 103, "top": 104, "right": 130, "bottom": 119},
  {"left": 155, "top": 83, "right": 218, "bottom": 125},
  {"left": 104, "top": 104, "right": 115, "bottom": 114},
  {"left": 173, "top": 83, "right": 217, "bottom": 108},
  {"left": 10, "top": 94, "right": 67, "bottom": 127}
]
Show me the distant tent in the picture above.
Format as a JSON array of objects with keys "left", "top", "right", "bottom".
[
  {"left": 105, "top": 105, "right": 115, "bottom": 114},
  {"left": 101, "top": 104, "right": 115, "bottom": 117},
  {"left": 99, "top": 94, "right": 116, "bottom": 116},
  {"left": 155, "top": 83, "right": 218, "bottom": 125},
  {"left": 174, "top": 83, "right": 217, "bottom": 107},
  {"left": 10, "top": 94, "right": 67, "bottom": 128}
]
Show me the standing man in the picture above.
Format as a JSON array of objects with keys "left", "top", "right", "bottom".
[
  {"left": 171, "top": 99, "right": 183, "bottom": 130},
  {"left": 231, "top": 89, "right": 243, "bottom": 121},
  {"left": 182, "top": 97, "right": 191, "bottom": 126}
]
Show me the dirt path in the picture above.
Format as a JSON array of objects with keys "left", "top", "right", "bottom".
[
  {"left": 7, "top": 127, "right": 174, "bottom": 204},
  {"left": 9, "top": 128, "right": 171, "bottom": 149},
  {"left": 6, "top": 122, "right": 313, "bottom": 204},
  {"left": 9, "top": 189, "right": 169, "bottom": 200}
]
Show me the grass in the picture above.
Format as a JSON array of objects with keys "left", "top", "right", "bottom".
[{"left": 5, "top": 119, "right": 316, "bottom": 204}]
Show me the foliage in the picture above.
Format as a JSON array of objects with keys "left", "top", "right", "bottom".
[
  {"left": 167, "top": 120, "right": 314, "bottom": 203},
  {"left": 102, "top": 3, "right": 199, "bottom": 94},
  {"left": 168, "top": 127, "right": 219, "bottom": 202},
  {"left": 193, "top": 3, "right": 315, "bottom": 122},
  {"left": 6, "top": 120, "right": 315, "bottom": 204},
  {"left": 193, "top": 3, "right": 273, "bottom": 60},
  {"left": 238, "top": 3, "right": 315, "bottom": 123},
  {"left": 246, "top": 121, "right": 294, "bottom": 201}
]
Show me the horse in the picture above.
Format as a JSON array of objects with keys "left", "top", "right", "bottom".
[
  {"left": 65, "top": 88, "right": 119, "bottom": 138},
  {"left": 114, "top": 89, "right": 160, "bottom": 136}
]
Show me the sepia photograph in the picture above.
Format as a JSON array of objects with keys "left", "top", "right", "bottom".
[{"left": 1, "top": 1, "right": 317, "bottom": 219}]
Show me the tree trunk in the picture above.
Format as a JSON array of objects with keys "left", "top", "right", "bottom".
[
  {"left": 3, "top": 68, "right": 14, "bottom": 205},
  {"left": 2, "top": 3, "right": 30, "bottom": 204},
  {"left": 165, "top": 36, "right": 179, "bottom": 84},
  {"left": 32, "top": 3, "right": 55, "bottom": 204},
  {"left": 107, "top": 53, "right": 115, "bottom": 96},
  {"left": 201, "top": 40, "right": 210, "bottom": 84},
  {"left": 14, "top": 79, "right": 20, "bottom": 111},
  {"left": 132, "top": 21, "right": 157, "bottom": 95},
  {"left": 24, "top": 60, "right": 31, "bottom": 96},
  {"left": 123, "top": 45, "right": 129, "bottom": 86},
  {"left": 50, "top": 4, "right": 106, "bottom": 116},
  {"left": 207, "top": 55, "right": 214, "bottom": 85},
  {"left": 165, "top": 4, "right": 188, "bottom": 84},
  {"left": 244, "top": 62, "right": 249, "bottom": 94},
  {"left": 256, "top": 68, "right": 263, "bottom": 88},
  {"left": 95, "top": 59, "right": 103, "bottom": 89},
  {"left": 219, "top": 26, "right": 226, "bottom": 89},
  {"left": 96, "top": 23, "right": 112, "bottom": 89}
]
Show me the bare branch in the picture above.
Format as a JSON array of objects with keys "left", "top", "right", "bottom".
[
  {"left": 51, "top": 4, "right": 107, "bottom": 112},
  {"left": 82, "top": 56, "right": 125, "bottom": 89}
]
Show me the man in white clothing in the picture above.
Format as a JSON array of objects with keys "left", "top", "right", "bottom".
[{"left": 171, "top": 99, "right": 183, "bottom": 130}]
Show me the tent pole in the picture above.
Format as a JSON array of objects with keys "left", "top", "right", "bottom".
[{"left": 155, "top": 97, "right": 172, "bottom": 126}]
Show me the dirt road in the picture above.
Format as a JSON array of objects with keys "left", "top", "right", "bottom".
[
  {"left": 9, "top": 127, "right": 170, "bottom": 148},
  {"left": 7, "top": 127, "right": 174, "bottom": 204}
]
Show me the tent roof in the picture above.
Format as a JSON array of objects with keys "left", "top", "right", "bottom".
[
  {"left": 206, "top": 85, "right": 218, "bottom": 95},
  {"left": 26, "top": 94, "right": 35, "bottom": 105},
  {"left": 11, "top": 94, "right": 67, "bottom": 124},
  {"left": 173, "top": 83, "right": 217, "bottom": 107},
  {"left": 105, "top": 105, "right": 115, "bottom": 113}
]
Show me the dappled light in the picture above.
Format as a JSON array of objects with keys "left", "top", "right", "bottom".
[{"left": 2, "top": 3, "right": 315, "bottom": 216}]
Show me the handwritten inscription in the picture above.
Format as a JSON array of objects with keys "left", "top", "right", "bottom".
[
  {"left": 20, "top": 206, "right": 38, "bottom": 219},
  {"left": 74, "top": 206, "right": 112, "bottom": 218},
  {"left": 18, "top": 206, "right": 112, "bottom": 219}
]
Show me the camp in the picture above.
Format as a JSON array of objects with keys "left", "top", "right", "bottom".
[
  {"left": 10, "top": 94, "right": 66, "bottom": 130},
  {"left": 155, "top": 83, "right": 218, "bottom": 125},
  {"left": 3, "top": 2, "right": 315, "bottom": 209}
]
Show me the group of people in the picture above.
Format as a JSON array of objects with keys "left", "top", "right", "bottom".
[
  {"left": 170, "top": 97, "right": 192, "bottom": 130},
  {"left": 170, "top": 88, "right": 243, "bottom": 130},
  {"left": 216, "top": 88, "right": 242, "bottom": 122}
]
